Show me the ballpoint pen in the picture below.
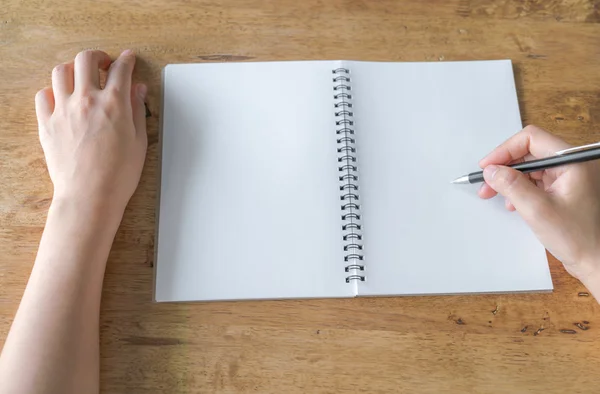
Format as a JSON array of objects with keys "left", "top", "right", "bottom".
[{"left": 451, "top": 141, "right": 600, "bottom": 185}]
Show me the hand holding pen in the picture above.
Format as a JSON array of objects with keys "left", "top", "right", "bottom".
[{"left": 458, "top": 125, "right": 600, "bottom": 301}]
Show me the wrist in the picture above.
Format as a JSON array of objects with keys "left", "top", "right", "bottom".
[
  {"left": 30, "top": 193, "right": 125, "bottom": 280},
  {"left": 50, "top": 194, "right": 125, "bottom": 230}
]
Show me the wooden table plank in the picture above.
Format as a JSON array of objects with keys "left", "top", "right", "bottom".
[{"left": 1, "top": 1, "right": 599, "bottom": 392}]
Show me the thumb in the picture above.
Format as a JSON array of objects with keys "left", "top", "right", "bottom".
[
  {"left": 483, "top": 165, "right": 551, "bottom": 221},
  {"left": 131, "top": 83, "right": 147, "bottom": 139}
]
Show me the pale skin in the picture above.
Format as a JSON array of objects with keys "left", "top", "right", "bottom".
[
  {"left": 0, "top": 52, "right": 599, "bottom": 394},
  {"left": 0, "top": 49, "right": 147, "bottom": 394}
]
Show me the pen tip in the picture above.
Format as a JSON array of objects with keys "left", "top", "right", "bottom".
[{"left": 451, "top": 175, "right": 470, "bottom": 185}]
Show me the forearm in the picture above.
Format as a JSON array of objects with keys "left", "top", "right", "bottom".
[{"left": 0, "top": 198, "right": 123, "bottom": 394}]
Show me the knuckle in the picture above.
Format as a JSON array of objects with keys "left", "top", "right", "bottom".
[
  {"left": 104, "top": 93, "right": 123, "bottom": 113},
  {"left": 523, "top": 124, "right": 543, "bottom": 138},
  {"left": 76, "top": 94, "right": 96, "bottom": 114},
  {"left": 496, "top": 168, "right": 520, "bottom": 190},
  {"left": 105, "top": 85, "right": 124, "bottom": 99}
]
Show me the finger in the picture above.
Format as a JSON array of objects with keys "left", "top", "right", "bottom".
[
  {"left": 483, "top": 164, "right": 554, "bottom": 223},
  {"left": 542, "top": 169, "right": 560, "bottom": 187},
  {"left": 507, "top": 153, "right": 536, "bottom": 166},
  {"left": 74, "top": 50, "right": 112, "bottom": 91},
  {"left": 535, "top": 180, "right": 545, "bottom": 190},
  {"left": 527, "top": 173, "right": 537, "bottom": 186},
  {"left": 479, "top": 125, "right": 571, "bottom": 168},
  {"left": 501, "top": 155, "right": 546, "bottom": 181},
  {"left": 529, "top": 170, "right": 544, "bottom": 181},
  {"left": 105, "top": 49, "right": 136, "bottom": 96},
  {"left": 478, "top": 183, "right": 498, "bottom": 199},
  {"left": 505, "top": 198, "right": 515, "bottom": 211},
  {"left": 35, "top": 87, "right": 55, "bottom": 127},
  {"left": 501, "top": 154, "right": 547, "bottom": 181},
  {"left": 51, "top": 62, "right": 74, "bottom": 103},
  {"left": 130, "top": 83, "right": 147, "bottom": 137},
  {"left": 523, "top": 153, "right": 535, "bottom": 162}
]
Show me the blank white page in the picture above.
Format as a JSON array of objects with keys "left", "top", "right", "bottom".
[
  {"left": 156, "top": 61, "right": 350, "bottom": 301},
  {"left": 350, "top": 60, "right": 553, "bottom": 296}
]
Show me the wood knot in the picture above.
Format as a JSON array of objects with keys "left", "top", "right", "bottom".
[
  {"left": 560, "top": 329, "right": 577, "bottom": 334},
  {"left": 534, "top": 327, "right": 545, "bottom": 336},
  {"left": 578, "top": 292, "right": 590, "bottom": 297}
]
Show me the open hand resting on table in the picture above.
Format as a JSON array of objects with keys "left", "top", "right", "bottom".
[
  {"left": 36, "top": 49, "right": 148, "bottom": 214},
  {"left": 479, "top": 125, "right": 600, "bottom": 301}
]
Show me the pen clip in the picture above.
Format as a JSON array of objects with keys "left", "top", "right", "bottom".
[{"left": 555, "top": 141, "right": 600, "bottom": 155}]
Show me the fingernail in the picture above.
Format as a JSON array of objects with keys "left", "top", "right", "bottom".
[
  {"left": 121, "top": 49, "right": 134, "bottom": 57},
  {"left": 483, "top": 165, "right": 499, "bottom": 181},
  {"left": 137, "top": 84, "right": 147, "bottom": 101}
]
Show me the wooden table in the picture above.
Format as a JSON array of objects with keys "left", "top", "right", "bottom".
[{"left": 1, "top": 0, "right": 599, "bottom": 392}]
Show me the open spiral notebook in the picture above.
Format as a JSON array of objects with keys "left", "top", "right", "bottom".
[{"left": 154, "top": 59, "right": 553, "bottom": 302}]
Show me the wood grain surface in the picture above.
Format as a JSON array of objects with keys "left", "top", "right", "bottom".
[{"left": 1, "top": 0, "right": 600, "bottom": 393}]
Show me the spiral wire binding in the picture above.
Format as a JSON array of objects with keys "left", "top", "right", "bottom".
[{"left": 333, "top": 67, "right": 365, "bottom": 284}]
